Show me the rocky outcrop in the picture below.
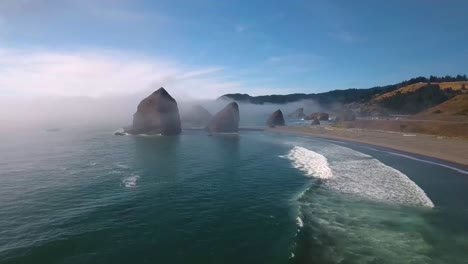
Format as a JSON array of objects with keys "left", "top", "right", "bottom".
[
  {"left": 305, "top": 112, "right": 330, "bottom": 121},
  {"left": 311, "top": 118, "right": 320, "bottom": 125},
  {"left": 181, "top": 105, "right": 213, "bottom": 128},
  {"left": 126, "top": 87, "right": 181, "bottom": 135},
  {"left": 206, "top": 102, "right": 240, "bottom": 133},
  {"left": 305, "top": 112, "right": 329, "bottom": 121},
  {"left": 288, "top": 108, "right": 305, "bottom": 119},
  {"left": 336, "top": 109, "right": 356, "bottom": 122},
  {"left": 267, "top": 109, "right": 285, "bottom": 127}
]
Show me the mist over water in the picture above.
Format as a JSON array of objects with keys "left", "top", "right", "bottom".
[{"left": 0, "top": 91, "right": 325, "bottom": 132}]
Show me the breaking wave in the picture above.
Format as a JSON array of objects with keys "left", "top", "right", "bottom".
[
  {"left": 286, "top": 146, "right": 332, "bottom": 179},
  {"left": 287, "top": 143, "right": 437, "bottom": 263},
  {"left": 286, "top": 145, "right": 433, "bottom": 207},
  {"left": 122, "top": 175, "right": 140, "bottom": 188}
]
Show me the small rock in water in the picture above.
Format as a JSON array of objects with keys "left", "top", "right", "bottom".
[{"left": 266, "top": 109, "right": 286, "bottom": 128}]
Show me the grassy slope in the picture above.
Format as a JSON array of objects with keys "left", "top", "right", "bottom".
[
  {"left": 335, "top": 120, "right": 468, "bottom": 139},
  {"left": 414, "top": 94, "right": 468, "bottom": 122},
  {"left": 374, "top": 81, "right": 468, "bottom": 101}
]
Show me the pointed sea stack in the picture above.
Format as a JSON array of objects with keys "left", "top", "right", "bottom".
[
  {"left": 206, "top": 102, "right": 240, "bottom": 133},
  {"left": 127, "top": 87, "right": 181, "bottom": 135},
  {"left": 288, "top": 107, "right": 305, "bottom": 119},
  {"left": 267, "top": 109, "right": 286, "bottom": 128},
  {"left": 181, "top": 105, "right": 213, "bottom": 128}
]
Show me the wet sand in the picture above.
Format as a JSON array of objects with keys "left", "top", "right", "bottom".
[{"left": 268, "top": 126, "right": 468, "bottom": 166}]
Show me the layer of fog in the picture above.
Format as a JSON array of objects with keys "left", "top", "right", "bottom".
[
  {"left": 0, "top": 88, "right": 334, "bottom": 132},
  {"left": 181, "top": 98, "right": 326, "bottom": 127}
]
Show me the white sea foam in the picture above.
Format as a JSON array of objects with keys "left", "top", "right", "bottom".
[
  {"left": 287, "top": 142, "right": 438, "bottom": 262},
  {"left": 296, "top": 216, "right": 304, "bottom": 228},
  {"left": 138, "top": 134, "right": 162, "bottom": 137},
  {"left": 115, "top": 164, "right": 130, "bottom": 169},
  {"left": 286, "top": 146, "right": 333, "bottom": 179},
  {"left": 297, "top": 190, "right": 434, "bottom": 263},
  {"left": 122, "top": 175, "right": 140, "bottom": 188},
  {"left": 287, "top": 145, "right": 434, "bottom": 207}
]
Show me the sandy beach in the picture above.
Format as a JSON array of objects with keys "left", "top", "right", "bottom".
[{"left": 269, "top": 126, "right": 468, "bottom": 166}]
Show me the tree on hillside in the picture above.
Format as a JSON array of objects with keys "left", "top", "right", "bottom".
[{"left": 378, "top": 84, "right": 462, "bottom": 114}]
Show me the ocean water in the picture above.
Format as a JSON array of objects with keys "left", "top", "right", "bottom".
[{"left": 1, "top": 127, "right": 468, "bottom": 264}]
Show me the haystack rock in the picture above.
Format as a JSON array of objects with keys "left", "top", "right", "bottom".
[
  {"left": 305, "top": 112, "right": 329, "bottom": 121},
  {"left": 181, "top": 105, "right": 213, "bottom": 128},
  {"left": 288, "top": 108, "right": 305, "bottom": 119},
  {"left": 206, "top": 102, "right": 240, "bottom": 133},
  {"left": 267, "top": 109, "right": 285, "bottom": 128},
  {"left": 336, "top": 109, "right": 356, "bottom": 122},
  {"left": 126, "top": 87, "right": 181, "bottom": 135}
]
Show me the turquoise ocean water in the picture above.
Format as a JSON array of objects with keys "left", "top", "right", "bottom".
[{"left": 1, "top": 126, "right": 467, "bottom": 263}]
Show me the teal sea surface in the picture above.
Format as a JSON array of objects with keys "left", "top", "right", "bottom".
[{"left": 1, "top": 126, "right": 468, "bottom": 263}]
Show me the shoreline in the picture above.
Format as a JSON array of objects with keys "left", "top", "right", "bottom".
[{"left": 268, "top": 126, "right": 468, "bottom": 167}]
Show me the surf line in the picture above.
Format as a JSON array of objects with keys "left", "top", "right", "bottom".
[{"left": 363, "top": 146, "right": 468, "bottom": 175}]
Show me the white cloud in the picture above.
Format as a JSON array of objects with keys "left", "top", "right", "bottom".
[
  {"left": 0, "top": 48, "right": 241, "bottom": 99},
  {"left": 179, "top": 67, "right": 224, "bottom": 79}
]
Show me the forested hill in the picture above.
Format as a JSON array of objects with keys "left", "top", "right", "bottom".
[{"left": 219, "top": 75, "right": 468, "bottom": 107}]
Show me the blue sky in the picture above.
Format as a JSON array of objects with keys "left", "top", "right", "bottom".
[{"left": 0, "top": 0, "right": 467, "bottom": 98}]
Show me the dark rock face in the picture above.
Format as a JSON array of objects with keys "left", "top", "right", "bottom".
[
  {"left": 336, "top": 109, "right": 356, "bottom": 122},
  {"left": 181, "top": 105, "right": 213, "bottom": 128},
  {"left": 311, "top": 118, "right": 320, "bottom": 125},
  {"left": 267, "top": 109, "right": 285, "bottom": 127},
  {"left": 288, "top": 108, "right": 305, "bottom": 118},
  {"left": 305, "top": 112, "right": 329, "bottom": 121},
  {"left": 127, "top": 87, "right": 181, "bottom": 135},
  {"left": 206, "top": 102, "right": 240, "bottom": 133}
]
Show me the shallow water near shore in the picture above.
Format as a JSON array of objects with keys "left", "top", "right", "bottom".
[{"left": 1, "top": 127, "right": 467, "bottom": 263}]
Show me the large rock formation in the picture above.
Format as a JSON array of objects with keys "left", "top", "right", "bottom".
[
  {"left": 311, "top": 118, "right": 320, "bottom": 125},
  {"left": 126, "top": 87, "right": 181, "bottom": 135},
  {"left": 305, "top": 112, "right": 329, "bottom": 121},
  {"left": 206, "top": 102, "right": 240, "bottom": 133},
  {"left": 288, "top": 108, "right": 305, "bottom": 119},
  {"left": 336, "top": 109, "right": 356, "bottom": 122},
  {"left": 181, "top": 105, "right": 213, "bottom": 128},
  {"left": 267, "top": 109, "right": 285, "bottom": 127}
]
